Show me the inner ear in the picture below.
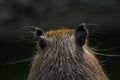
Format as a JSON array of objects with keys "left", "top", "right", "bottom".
[
  {"left": 36, "top": 28, "right": 47, "bottom": 50},
  {"left": 74, "top": 24, "right": 87, "bottom": 46},
  {"left": 36, "top": 28, "right": 44, "bottom": 36}
]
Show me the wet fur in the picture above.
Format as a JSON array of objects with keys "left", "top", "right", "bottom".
[{"left": 27, "top": 27, "right": 108, "bottom": 80}]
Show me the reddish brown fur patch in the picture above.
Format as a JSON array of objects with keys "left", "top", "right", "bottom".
[{"left": 46, "top": 28, "right": 74, "bottom": 37}]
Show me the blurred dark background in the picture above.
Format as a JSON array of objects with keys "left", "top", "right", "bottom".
[{"left": 0, "top": 0, "right": 120, "bottom": 80}]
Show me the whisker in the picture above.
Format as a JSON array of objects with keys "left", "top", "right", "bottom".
[{"left": 2, "top": 57, "right": 33, "bottom": 66}]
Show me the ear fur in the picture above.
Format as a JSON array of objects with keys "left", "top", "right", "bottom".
[
  {"left": 36, "top": 28, "right": 46, "bottom": 50},
  {"left": 74, "top": 24, "right": 87, "bottom": 46}
]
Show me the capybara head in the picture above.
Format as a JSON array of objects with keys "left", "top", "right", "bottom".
[{"left": 27, "top": 24, "right": 108, "bottom": 80}]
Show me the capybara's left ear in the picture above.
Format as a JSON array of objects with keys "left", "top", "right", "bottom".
[
  {"left": 74, "top": 24, "right": 87, "bottom": 46},
  {"left": 36, "top": 28, "right": 47, "bottom": 50}
]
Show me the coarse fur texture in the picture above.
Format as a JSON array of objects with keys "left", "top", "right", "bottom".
[{"left": 27, "top": 25, "right": 108, "bottom": 80}]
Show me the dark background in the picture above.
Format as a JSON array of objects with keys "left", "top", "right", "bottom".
[{"left": 0, "top": 0, "right": 120, "bottom": 80}]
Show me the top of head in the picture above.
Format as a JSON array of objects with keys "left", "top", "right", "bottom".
[
  {"left": 36, "top": 24, "right": 87, "bottom": 50},
  {"left": 46, "top": 28, "right": 74, "bottom": 37}
]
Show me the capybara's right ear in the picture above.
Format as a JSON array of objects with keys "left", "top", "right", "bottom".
[
  {"left": 74, "top": 24, "right": 87, "bottom": 47},
  {"left": 36, "top": 28, "right": 47, "bottom": 50}
]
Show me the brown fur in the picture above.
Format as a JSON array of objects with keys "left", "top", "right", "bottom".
[{"left": 27, "top": 28, "right": 108, "bottom": 80}]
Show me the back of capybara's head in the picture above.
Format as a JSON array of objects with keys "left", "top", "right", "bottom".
[{"left": 27, "top": 24, "right": 108, "bottom": 80}]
